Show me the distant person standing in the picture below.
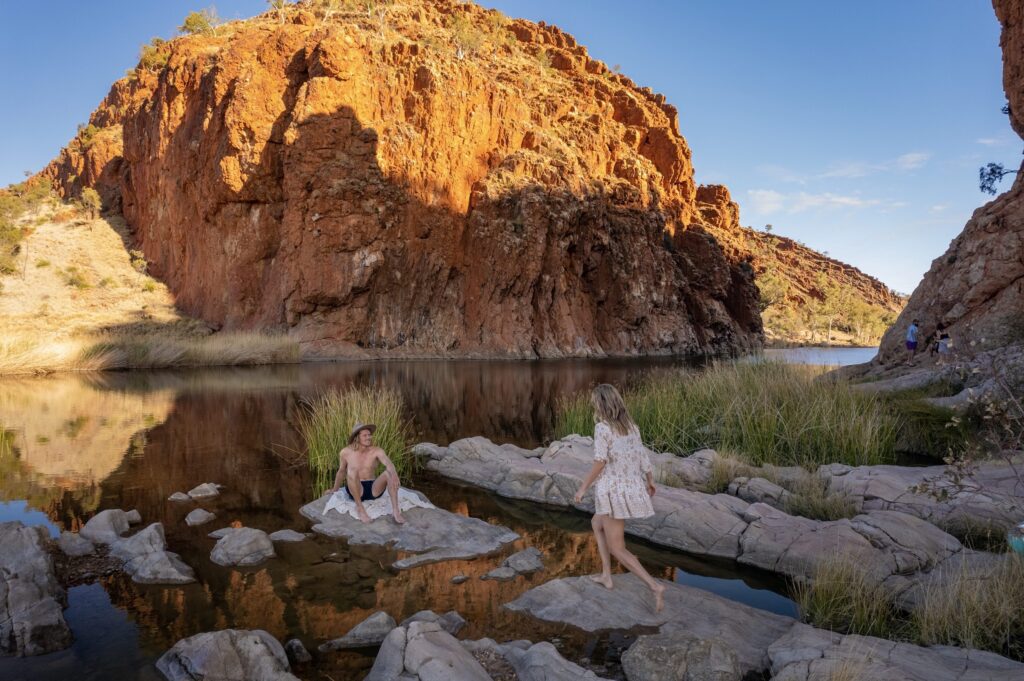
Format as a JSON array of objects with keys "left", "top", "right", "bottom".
[
  {"left": 905, "top": 319, "right": 920, "bottom": 365},
  {"left": 936, "top": 325, "right": 952, "bottom": 364}
]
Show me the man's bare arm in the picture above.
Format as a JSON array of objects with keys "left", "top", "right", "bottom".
[{"left": 330, "top": 449, "right": 348, "bottom": 492}]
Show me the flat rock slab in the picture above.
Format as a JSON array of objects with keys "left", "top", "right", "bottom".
[
  {"left": 210, "top": 528, "right": 276, "bottom": 567},
  {"left": 507, "top": 575, "right": 792, "bottom": 674},
  {"left": 156, "top": 629, "right": 299, "bottom": 681},
  {"left": 185, "top": 509, "right": 216, "bottom": 527},
  {"left": 0, "top": 522, "right": 72, "bottom": 657},
  {"left": 168, "top": 492, "right": 191, "bottom": 502},
  {"left": 482, "top": 566, "right": 518, "bottom": 581},
  {"left": 507, "top": 575, "right": 1024, "bottom": 680},
  {"left": 300, "top": 491, "right": 518, "bottom": 570},
  {"left": 110, "top": 523, "right": 196, "bottom": 584},
  {"left": 187, "top": 482, "right": 221, "bottom": 499},
  {"left": 319, "top": 611, "right": 396, "bottom": 651},
  {"left": 768, "top": 621, "right": 1024, "bottom": 681},
  {"left": 268, "top": 529, "right": 307, "bottom": 543},
  {"left": 57, "top": 531, "right": 95, "bottom": 557}
]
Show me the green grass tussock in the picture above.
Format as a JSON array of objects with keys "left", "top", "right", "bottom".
[
  {"left": 912, "top": 554, "right": 1024, "bottom": 658},
  {"left": 793, "top": 554, "right": 900, "bottom": 639},
  {"left": 782, "top": 475, "right": 859, "bottom": 521},
  {"left": 556, "top": 361, "right": 902, "bottom": 468},
  {"left": 297, "top": 385, "right": 415, "bottom": 497}
]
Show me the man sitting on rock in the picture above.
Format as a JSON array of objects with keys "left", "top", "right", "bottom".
[{"left": 329, "top": 423, "right": 406, "bottom": 524}]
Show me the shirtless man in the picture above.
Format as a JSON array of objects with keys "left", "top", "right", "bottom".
[{"left": 328, "top": 423, "right": 405, "bottom": 524}]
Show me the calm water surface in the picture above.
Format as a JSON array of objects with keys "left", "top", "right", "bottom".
[{"left": 0, "top": 349, "right": 866, "bottom": 680}]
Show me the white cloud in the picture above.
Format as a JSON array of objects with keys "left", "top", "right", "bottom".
[
  {"left": 747, "top": 189, "right": 786, "bottom": 214},
  {"left": 976, "top": 137, "right": 1001, "bottom": 146},
  {"left": 747, "top": 189, "right": 898, "bottom": 215},
  {"left": 819, "top": 151, "right": 930, "bottom": 179},
  {"left": 894, "top": 152, "right": 930, "bottom": 170},
  {"left": 929, "top": 203, "right": 949, "bottom": 213},
  {"left": 755, "top": 164, "right": 807, "bottom": 184}
]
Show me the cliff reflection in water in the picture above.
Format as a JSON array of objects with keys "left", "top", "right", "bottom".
[{"left": 0, "top": 358, "right": 794, "bottom": 680}]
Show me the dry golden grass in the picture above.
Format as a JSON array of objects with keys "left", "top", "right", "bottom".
[{"left": 0, "top": 205, "right": 300, "bottom": 375}]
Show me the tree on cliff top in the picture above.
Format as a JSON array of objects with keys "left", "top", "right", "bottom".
[
  {"left": 267, "top": 0, "right": 291, "bottom": 24},
  {"left": 179, "top": 8, "right": 222, "bottom": 36},
  {"left": 979, "top": 162, "right": 1018, "bottom": 195}
]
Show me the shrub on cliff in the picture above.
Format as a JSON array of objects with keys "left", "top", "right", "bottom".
[
  {"left": 75, "top": 123, "right": 100, "bottom": 151},
  {"left": 179, "top": 8, "right": 221, "bottom": 36},
  {"left": 138, "top": 38, "right": 169, "bottom": 72},
  {"left": 79, "top": 188, "right": 101, "bottom": 219}
]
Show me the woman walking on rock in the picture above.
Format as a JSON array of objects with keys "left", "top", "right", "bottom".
[{"left": 574, "top": 384, "right": 666, "bottom": 612}]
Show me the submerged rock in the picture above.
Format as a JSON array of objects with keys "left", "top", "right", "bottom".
[
  {"left": 210, "top": 527, "right": 276, "bottom": 567},
  {"left": 185, "top": 508, "right": 216, "bottom": 527},
  {"left": 168, "top": 492, "right": 191, "bottom": 502},
  {"left": 110, "top": 523, "right": 196, "bottom": 584},
  {"left": 284, "top": 638, "right": 311, "bottom": 665},
  {"left": 0, "top": 521, "right": 72, "bottom": 657},
  {"left": 481, "top": 566, "right": 518, "bottom": 582},
  {"left": 622, "top": 633, "right": 741, "bottom": 681},
  {"left": 319, "top": 611, "right": 397, "bottom": 651},
  {"left": 57, "top": 530, "right": 95, "bottom": 557},
  {"left": 187, "top": 482, "right": 221, "bottom": 499},
  {"left": 155, "top": 629, "right": 299, "bottom": 681},
  {"left": 268, "top": 529, "right": 306, "bottom": 543},
  {"left": 300, "top": 490, "right": 518, "bottom": 569}
]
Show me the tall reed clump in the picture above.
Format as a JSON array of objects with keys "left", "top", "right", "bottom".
[
  {"left": 555, "top": 361, "right": 902, "bottom": 468},
  {"left": 911, "top": 554, "right": 1024, "bottom": 659},
  {"left": 792, "top": 553, "right": 900, "bottom": 639},
  {"left": 297, "top": 385, "right": 414, "bottom": 496}
]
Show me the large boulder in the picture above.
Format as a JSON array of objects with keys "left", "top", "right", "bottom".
[
  {"left": 0, "top": 522, "right": 72, "bottom": 657},
  {"left": 57, "top": 531, "right": 95, "bottom": 557},
  {"left": 210, "top": 528, "right": 276, "bottom": 567},
  {"left": 110, "top": 523, "right": 196, "bottom": 584},
  {"left": 622, "top": 633, "right": 742, "bottom": 681},
  {"left": 80, "top": 508, "right": 132, "bottom": 544},
  {"left": 155, "top": 629, "right": 299, "bottom": 681},
  {"left": 185, "top": 508, "right": 216, "bottom": 527},
  {"left": 365, "top": 620, "right": 491, "bottom": 681}
]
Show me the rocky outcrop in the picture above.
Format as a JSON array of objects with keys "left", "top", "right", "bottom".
[
  {"left": 319, "top": 611, "right": 397, "bottom": 651},
  {"left": 209, "top": 527, "right": 276, "bottom": 567},
  {"left": 155, "top": 629, "right": 300, "bottom": 681},
  {"left": 874, "top": 0, "right": 1024, "bottom": 363},
  {"left": 0, "top": 522, "right": 72, "bottom": 657},
  {"left": 41, "top": 0, "right": 762, "bottom": 358},
  {"left": 507, "top": 575, "right": 1024, "bottom": 681},
  {"left": 414, "top": 436, "right": 994, "bottom": 608},
  {"left": 110, "top": 523, "right": 197, "bottom": 584}
]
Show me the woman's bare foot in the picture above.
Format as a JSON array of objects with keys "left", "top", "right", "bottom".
[
  {"left": 651, "top": 583, "right": 666, "bottom": 613},
  {"left": 393, "top": 511, "right": 406, "bottom": 524},
  {"left": 588, "top": 573, "right": 614, "bottom": 590}
]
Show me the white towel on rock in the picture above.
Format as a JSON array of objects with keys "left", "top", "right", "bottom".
[{"left": 323, "top": 487, "right": 435, "bottom": 520}]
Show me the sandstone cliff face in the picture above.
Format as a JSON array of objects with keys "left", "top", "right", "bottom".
[
  {"left": 43, "top": 0, "right": 762, "bottom": 358},
  {"left": 874, "top": 0, "right": 1024, "bottom": 361}
]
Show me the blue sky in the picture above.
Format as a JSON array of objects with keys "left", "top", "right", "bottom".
[{"left": 1, "top": 1, "right": 1018, "bottom": 294}]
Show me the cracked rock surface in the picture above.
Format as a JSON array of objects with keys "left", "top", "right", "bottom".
[{"left": 0, "top": 521, "right": 71, "bottom": 657}]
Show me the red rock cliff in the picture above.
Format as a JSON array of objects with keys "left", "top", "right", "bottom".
[
  {"left": 44, "top": 1, "right": 763, "bottom": 358},
  {"left": 875, "top": 0, "right": 1024, "bottom": 360}
]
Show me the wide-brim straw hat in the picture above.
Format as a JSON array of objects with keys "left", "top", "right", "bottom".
[{"left": 349, "top": 422, "right": 377, "bottom": 444}]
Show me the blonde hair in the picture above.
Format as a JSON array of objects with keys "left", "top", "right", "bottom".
[{"left": 591, "top": 383, "right": 636, "bottom": 436}]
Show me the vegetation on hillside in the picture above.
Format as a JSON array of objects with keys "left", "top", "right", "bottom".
[{"left": 0, "top": 178, "right": 55, "bottom": 276}]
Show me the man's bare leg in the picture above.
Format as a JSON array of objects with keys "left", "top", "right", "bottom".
[
  {"left": 372, "top": 471, "right": 405, "bottom": 523},
  {"left": 347, "top": 475, "right": 371, "bottom": 523}
]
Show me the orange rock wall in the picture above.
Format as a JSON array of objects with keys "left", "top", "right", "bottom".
[{"left": 44, "top": 1, "right": 763, "bottom": 358}]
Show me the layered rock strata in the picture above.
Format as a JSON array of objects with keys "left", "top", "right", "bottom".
[
  {"left": 413, "top": 436, "right": 998, "bottom": 608},
  {"left": 42, "top": 0, "right": 762, "bottom": 358}
]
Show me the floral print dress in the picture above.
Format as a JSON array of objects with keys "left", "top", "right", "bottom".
[{"left": 592, "top": 421, "right": 655, "bottom": 520}]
